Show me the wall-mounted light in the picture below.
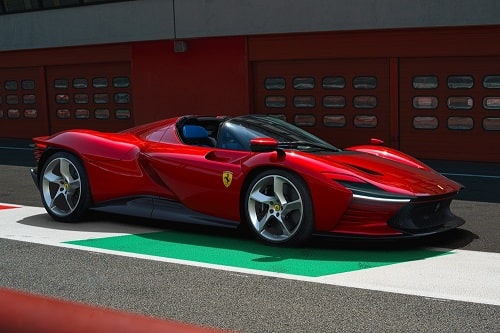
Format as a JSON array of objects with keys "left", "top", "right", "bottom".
[{"left": 174, "top": 40, "right": 188, "bottom": 53}]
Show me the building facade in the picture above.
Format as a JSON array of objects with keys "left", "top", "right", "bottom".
[{"left": 1, "top": 0, "right": 500, "bottom": 162}]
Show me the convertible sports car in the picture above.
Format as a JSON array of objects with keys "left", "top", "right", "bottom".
[{"left": 31, "top": 114, "right": 465, "bottom": 245}]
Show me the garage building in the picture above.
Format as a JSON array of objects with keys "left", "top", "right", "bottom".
[{"left": 1, "top": 0, "right": 500, "bottom": 162}]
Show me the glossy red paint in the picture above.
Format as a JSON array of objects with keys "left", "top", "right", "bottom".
[
  {"left": 346, "top": 145, "right": 431, "bottom": 170},
  {"left": 249, "top": 137, "right": 279, "bottom": 152},
  {"left": 333, "top": 197, "right": 408, "bottom": 236},
  {"left": 0, "top": 288, "right": 225, "bottom": 333},
  {"left": 34, "top": 131, "right": 159, "bottom": 202},
  {"left": 32, "top": 115, "right": 464, "bottom": 241},
  {"left": 325, "top": 149, "right": 459, "bottom": 196},
  {"left": 370, "top": 138, "right": 385, "bottom": 145}
]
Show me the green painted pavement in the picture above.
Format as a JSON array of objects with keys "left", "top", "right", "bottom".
[{"left": 66, "top": 231, "right": 451, "bottom": 277}]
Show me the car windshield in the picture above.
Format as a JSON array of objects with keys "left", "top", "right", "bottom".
[{"left": 216, "top": 115, "right": 340, "bottom": 152}]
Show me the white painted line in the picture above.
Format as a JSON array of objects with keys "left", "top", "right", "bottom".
[
  {"left": 53, "top": 242, "right": 500, "bottom": 307},
  {"left": 0, "top": 205, "right": 161, "bottom": 243},
  {"left": 316, "top": 249, "right": 500, "bottom": 306}
]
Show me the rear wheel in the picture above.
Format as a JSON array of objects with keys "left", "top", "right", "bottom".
[
  {"left": 243, "top": 169, "right": 314, "bottom": 246},
  {"left": 39, "top": 152, "right": 91, "bottom": 222}
]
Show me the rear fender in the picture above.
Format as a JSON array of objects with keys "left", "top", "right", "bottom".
[
  {"left": 34, "top": 131, "right": 157, "bottom": 203},
  {"left": 33, "top": 131, "right": 139, "bottom": 161}
]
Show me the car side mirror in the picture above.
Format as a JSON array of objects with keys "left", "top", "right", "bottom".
[
  {"left": 370, "top": 138, "right": 384, "bottom": 145},
  {"left": 250, "top": 137, "right": 279, "bottom": 152}
]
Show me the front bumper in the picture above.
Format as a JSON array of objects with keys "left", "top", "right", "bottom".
[
  {"left": 388, "top": 194, "right": 465, "bottom": 235},
  {"left": 330, "top": 188, "right": 464, "bottom": 238}
]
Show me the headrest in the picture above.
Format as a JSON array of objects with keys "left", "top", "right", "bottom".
[{"left": 183, "top": 125, "right": 208, "bottom": 139}]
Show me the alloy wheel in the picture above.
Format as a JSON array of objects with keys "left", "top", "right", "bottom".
[
  {"left": 247, "top": 174, "right": 305, "bottom": 243},
  {"left": 41, "top": 156, "right": 82, "bottom": 217}
]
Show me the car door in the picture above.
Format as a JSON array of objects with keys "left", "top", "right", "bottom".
[{"left": 142, "top": 143, "right": 250, "bottom": 222}]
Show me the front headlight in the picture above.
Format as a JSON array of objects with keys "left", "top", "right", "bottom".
[{"left": 336, "top": 180, "right": 414, "bottom": 203}]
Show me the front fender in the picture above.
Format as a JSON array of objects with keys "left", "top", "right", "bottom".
[
  {"left": 242, "top": 151, "right": 353, "bottom": 231},
  {"left": 345, "top": 145, "right": 432, "bottom": 170}
]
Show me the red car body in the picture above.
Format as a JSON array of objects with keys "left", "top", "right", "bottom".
[{"left": 31, "top": 115, "right": 464, "bottom": 245}]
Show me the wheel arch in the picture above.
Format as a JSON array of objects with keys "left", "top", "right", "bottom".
[
  {"left": 239, "top": 165, "right": 317, "bottom": 245},
  {"left": 239, "top": 165, "right": 313, "bottom": 223},
  {"left": 37, "top": 148, "right": 85, "bottom": 183},
  {"left": 240, "top": 162, "right": 353, "bottom": 233},
  {"left": 37, "top": 149, "right": 94, "bottom": 206},
  {"left": 38, "top": 150, "right": 93, "bottom": 222}
]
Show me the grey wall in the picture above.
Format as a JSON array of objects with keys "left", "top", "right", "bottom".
[
  {"left": 1, "top": 0, "right": 500, "bottom": 52},
  {"left": 0, "top": 0, "right": 174, "bottom": 51},
  {"left": 175, "top": 0, "right": 500, "bottom": 38}
]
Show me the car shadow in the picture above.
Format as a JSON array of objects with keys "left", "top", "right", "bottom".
[
  {"left": 17, "top": 211, "right": 478, "bottom": 253},
  {"left": 311, "top": 228, "right": 478, "bottom": 251},
  {"left": 19, "top": 215, "right": 483, "bottom": 273},
  {"left": 16, "top": 212, "right": 163, "bottom": 234}
]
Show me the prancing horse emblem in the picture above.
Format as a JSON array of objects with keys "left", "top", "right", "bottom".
[{"left": 222, "top": 171, "right": 233, "bottom": 188}]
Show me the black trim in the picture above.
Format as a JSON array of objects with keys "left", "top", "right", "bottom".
[
  {"left": 90, "top": 196, "right": 239, "bottom": 229},
  {"left": 30, "top": 168, "right": 38, "bottom": 189},
  {"left": 388, "top": 196, "right": 465, "bottom": 234}
]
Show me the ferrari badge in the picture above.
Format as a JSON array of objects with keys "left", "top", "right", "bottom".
[{"left": 222, "top": 171, "right": 233, "bottom": 188}]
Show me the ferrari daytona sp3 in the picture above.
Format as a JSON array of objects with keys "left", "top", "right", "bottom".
[{"left": 31, "top": 115, "right": 465, "bottom": 245}]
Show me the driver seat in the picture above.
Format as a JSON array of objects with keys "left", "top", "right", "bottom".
[{"left": 182, "top": 125, "right": 216, "bottom": 147}]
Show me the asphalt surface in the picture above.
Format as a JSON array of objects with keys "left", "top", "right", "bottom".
[{"left": 0, "top": 140, "right": 499, "bottom": 332}]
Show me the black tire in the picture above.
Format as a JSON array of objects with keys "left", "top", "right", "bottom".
[
  {"left": 243, "top": 169, "right": 314, "bottom": 246},
  {"left": 39, "top": 152, "right": 91, "bottom": 222}
]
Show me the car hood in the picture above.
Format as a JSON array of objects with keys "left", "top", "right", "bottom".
[{"left": 313, "top": 151, "right": 461, "bottom": 196}]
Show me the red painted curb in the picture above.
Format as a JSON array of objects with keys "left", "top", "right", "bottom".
[
  {"left": 0, "top": 204, "right": 19, "bottom": 210},
  {"left": 0, "top": 288, "right": 230, "bottom": 333}
]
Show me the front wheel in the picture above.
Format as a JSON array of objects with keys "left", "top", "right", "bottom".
[
  {"left": 243, "top": 169, "right": 314, "bottom": 246},
  {"left": 39, "top": 152, "right": 91, "bottom": 222}
]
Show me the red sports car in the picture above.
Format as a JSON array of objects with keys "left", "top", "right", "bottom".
[{"left": 31, "top": 115, "right": 464, "bottom": 245}]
